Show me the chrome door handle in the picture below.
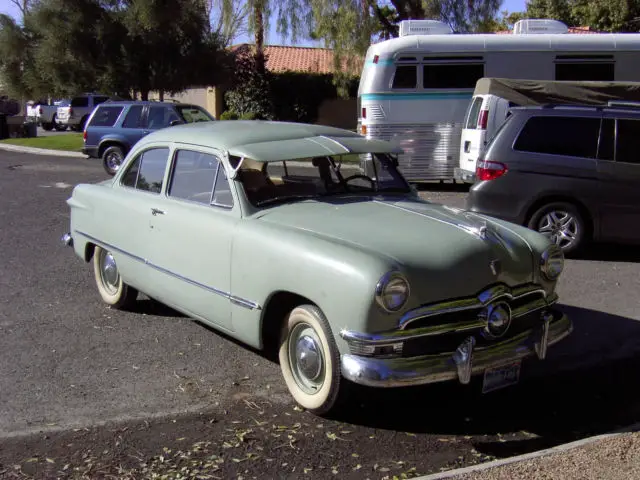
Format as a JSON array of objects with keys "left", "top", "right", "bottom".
[{"left": 151, "top": 208, "right": 165, "bottom": 216}]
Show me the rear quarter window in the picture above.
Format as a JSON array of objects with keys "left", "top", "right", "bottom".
[
  {"left": 464, "top": 97, "right": 484, "bottom": 129},
  {"left": 89, "top": 106, "right": 124, "bottom": 127},
  {"left": 513, "top": 115, "right": 601, "bottom": 159},
  {"left": 70, "top": 97, "right": 89, "bottom": 108}
]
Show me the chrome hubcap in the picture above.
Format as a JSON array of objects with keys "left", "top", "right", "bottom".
[
  {"left": 288, "top": 323, "right": 325, "bottom": 394},
  {"left": 100, "top": 251, "right": 119, "bottom": 294},
  {"left": 537, "top": 210, "right": 578, "bottom": 250},
  {"left": 106, "top": 152, "right": 123, "bottom": 171}
]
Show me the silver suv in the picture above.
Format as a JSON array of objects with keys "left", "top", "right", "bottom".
[
  {"left": 57, "top": 93, "right": 111, "bottom": 131},
  {"left": 466, "top": 102, "right": 640, "bottom": 254}
]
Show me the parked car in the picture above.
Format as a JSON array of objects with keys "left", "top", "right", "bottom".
[
  {"left": 466, "top": 103, "right": 640, "bottom": 254},
  {"left": 57, "top": 93, "right": 111, "bottom": 131},
  {"left": 82, "top": 100, "right": 215, "bottom": 176},
  {"left": 36, "top": 99, "right": 70, "bottom": 131},
  {"left": 455, "top": 78, "right": 640, "bottom": 184},
  {"left": 62, "top": 121, "right": 572, "bottom": 415}
]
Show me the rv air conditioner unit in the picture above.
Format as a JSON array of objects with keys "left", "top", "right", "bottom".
[
  {"left": 399, "top": 20, "right": 453, "bottom": 37},
  {"left": 513, "top": 19, "right": 569, "bottom": 35}
]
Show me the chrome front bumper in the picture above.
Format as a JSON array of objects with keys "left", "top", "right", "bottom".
[{"left": 340, "top": 309, "right": 572, "bottom": 388}]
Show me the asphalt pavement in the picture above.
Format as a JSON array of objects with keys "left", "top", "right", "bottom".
[{"left": 0, "top": 149, "right": 639, "bottom": 478}]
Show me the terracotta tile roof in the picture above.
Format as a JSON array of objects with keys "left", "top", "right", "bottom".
[
  {"left": 495, "top": 26, "right": 601, "bottom": 34},
  {"left": 230, "top": 44, "right": 363, "bottom": 74}
]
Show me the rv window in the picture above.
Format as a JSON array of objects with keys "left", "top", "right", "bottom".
[
  {"left": 465, "top": 97, "right": 483, "bottom": 129},
  {"left": 514, "top": 116, "right": 601, "bottom": 159},
  {"left": 392, "top": 65, "right": 417, "bottom": 89},
  {"left": 555, "top": 62, "right": 614, "bottom": 81},
  {"left": 423, "top": 64, "right": 484, "bottom": 89},
  {"left": 615, "top": 119, "right": 640, "bottom": 165}
]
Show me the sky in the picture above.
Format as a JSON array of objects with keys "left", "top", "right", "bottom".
[{"left": 0, "top": 0, "right": 528, "bottom": 47}]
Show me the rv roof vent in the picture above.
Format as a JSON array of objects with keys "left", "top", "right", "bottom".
[
  {"left": 398, "top": 20, "right": 453, "bottom": 37},
  {"left": 512, "top": 19, "right": 569, "bottom": 35}
]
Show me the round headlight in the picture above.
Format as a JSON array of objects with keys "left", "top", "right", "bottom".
[
  {"left": 375, "top": 271, "right": 410, "bottom": 312},
  {"left": 540, "top": 244, "right": 564, "bottom": 281}
]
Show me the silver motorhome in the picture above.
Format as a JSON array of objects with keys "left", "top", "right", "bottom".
[{"left": 357, "top": 18, "right": 640, "bottom": 182}]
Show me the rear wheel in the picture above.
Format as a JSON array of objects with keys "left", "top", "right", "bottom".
[
  {"left": 41, "top": 122, "right": 53, "bottom": 131},
  {"left": 278, "top": 305, "right": 344, "bottom": 416},
  {"left": 102, "top": 145, "right": 125, "bottom": 176},
  {"left": 527, "top": 201, "right": 587, "bottom": 255},
  {"left": 93, "top": 246, "right": 138, "bottom": 309}
]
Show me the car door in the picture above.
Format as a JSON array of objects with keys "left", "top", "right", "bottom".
[
  {"left": 144, "top": 146, "right": 239, "bottom": 331},
  {"left": 105, "top": 144, "right": 173, "bottom": 296},
  {"left": 596, "top": 115, "right": 640, "bottom": 243},
  {"left": 120, "top": 105, "right": 148, "bottom": 147}
]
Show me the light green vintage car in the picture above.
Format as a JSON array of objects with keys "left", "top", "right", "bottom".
[{"left": 63, "top": 120, "right": 572, "bottom": 416}]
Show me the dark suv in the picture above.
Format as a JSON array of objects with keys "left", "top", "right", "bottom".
[
  {"left": 466, "top": 102, "right": 640, "bottom": 254},
  {"left": 82, "top": 101, "right": 215, "bottom": 175}
]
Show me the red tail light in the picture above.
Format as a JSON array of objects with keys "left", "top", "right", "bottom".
[
  {"left": 361, "top": 107, "right": 366, "bottom": 119},
  {"left": 83, "top": 130, "right": 87, "bottom": 142},
  {"left": 373, "top": 55, "right": 379, "bottom": 64},
  {"left": 477, "top": 109, "right": 488, "bottom": 130},
  {"left": 69, "top": 107, "right": 73, "bottom": 116},
  {"left": 476, "top": 160, "right": 507, "bottom": 181},
  {"left": 39, "top": 106, "right": 43, "bottom": 115}
]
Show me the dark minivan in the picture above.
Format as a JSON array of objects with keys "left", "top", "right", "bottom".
[
  {"left": 82, "top": 101, "right": 215, "bottom": 176},
  {"left": 466, "top": 103, "right": 640, "bottom": 254}
]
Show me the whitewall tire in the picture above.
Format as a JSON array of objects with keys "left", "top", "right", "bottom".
[
  {"left": 278, "top": 305, "right": 343, "bottom": 416},
  {"left": 93, "top": 246, "right": 138, "bottom": 309}
]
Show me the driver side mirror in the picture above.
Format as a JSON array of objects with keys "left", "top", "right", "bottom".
[{"left": 169, "top": 119, "right": 184, "bottom": 127}]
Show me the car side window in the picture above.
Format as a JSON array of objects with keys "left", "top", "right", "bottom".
[
  {"left": 169, "top": 150, "right": 219, "bottom": 204},
  {"left": 122, "top": 105, "right": 144, "bottom": 128},
  {"left": 615, "top": 119, "right": 640, "bottom": 165},
  {"left": 121, "top": 147, "right": 169, "bottom": 193},
  {"left": 212, "top": 164, "right": 234, "bottom": 208},
  {"left": 597, "top": 118, "right": 615, "bottom": 161},
  {"left": 513, "top": 116, "right": 601, "bottom": 159},
  {"left": 148, "top": 106, "right": 169, "bottom": 129}
]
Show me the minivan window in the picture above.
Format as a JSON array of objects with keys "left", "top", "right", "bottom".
[
  {"left": 465, "top": 97, "right": 483, "bottom": 129},
  {"left": 598, "top": 118, "right": 615, "bottom": 161},
  {"left": 616, "top": 119, "right": 640, "bottom": 164},
  {"left": 514, "top": 116, "right": 601, "bottom": 159}
]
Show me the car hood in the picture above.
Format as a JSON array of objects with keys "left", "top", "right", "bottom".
[{"left": 256, "top": 195, "right": 538, "bottom": 298}]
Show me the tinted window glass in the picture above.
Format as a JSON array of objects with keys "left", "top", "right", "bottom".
[
  {"left": 616, "top": 119, "right": 640, "bottom": 164},
  {"left": 169, "top": 150, "right": 219, "bottom": 204},
  {"left": 556, "top": 63, "right": 614, "bottom": 81},
  {"left": 94, "top": 96, "right": 110, "bottom": 105},
  {"left": 70, "top": 96, "right": 89, "bottom": 107},
  {"left": 392, "top": 65, "right": 417, "bottom": 89},
  {"left": 147, "top": 106, "right": 170, "bottom": 129},
  {"left": 212, "top": 165, "right": 234, "bottom": 208},
  {"left": 598, "top": 118, "right": 615, "bottom": 161},
  {"left": 514, "top": 116, "right": 601, "bottom": 158},
  {"left": 423, "top": 63, "right": 484, "bottom": 89},
  {"left": 122, "top": 105, "right": 143, "bottom": 128},
  {"left": 89, "top": 106, "right": 123, "bottom": 127},
  {"left": 465, "top": 97, "right": 483, "bottom": 129}
]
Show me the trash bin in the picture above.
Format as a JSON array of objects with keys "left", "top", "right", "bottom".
[
  {"left": 23, "top": 121, "right": 37, "bottom": 138},
  {"left": 0, "top": 115, "right": 7, "bottom": 140}
]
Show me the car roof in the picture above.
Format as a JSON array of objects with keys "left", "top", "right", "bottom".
[
  {"left": 99, "top": 100, "right": 194, "bottom": 107},
  {"left": 137, "top": 120, "right": 404, "bottom": 162},
  {"left": 509, "top": 103, "right": 640, "bottom": 117}
]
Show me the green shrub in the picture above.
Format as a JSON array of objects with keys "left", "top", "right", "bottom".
[{"left": 219, "top": 110, "right": 239, "bottom": 120}]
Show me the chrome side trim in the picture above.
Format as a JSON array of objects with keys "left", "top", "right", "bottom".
[
  {"left": 341, "top": 309, "right": 572, "bottom": 388},
  {"left": 75, "top": 230, "right": 261, "bottom": 311}
]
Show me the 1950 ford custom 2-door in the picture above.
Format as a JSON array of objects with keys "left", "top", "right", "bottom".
[{"left": 63, "top": 121, "right": 572, "bottom": 415}]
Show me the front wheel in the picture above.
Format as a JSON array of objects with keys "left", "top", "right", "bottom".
[
  {"left": 93, "top": 246, "right": 138, "bottom": 309},
  {"left": 278, "top": 305, "right": 344, "bottom": 416},
  {"left": 527, "top": 201, "right": 587, "bottom": 255},
  {"left": 102, "top": 145, "right": 125, "bottom": 176}
]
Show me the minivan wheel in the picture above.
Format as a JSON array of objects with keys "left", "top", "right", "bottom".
[
  {"left": 527, "top": 202, "right": 585, "bottom": 254},
  {"left": 102, "top": 145, "right": 125, "bottom": 176}
]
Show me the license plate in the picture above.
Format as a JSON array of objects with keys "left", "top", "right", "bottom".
[{"left": 482, "top": 361, "right": 521, "bottom": 393}]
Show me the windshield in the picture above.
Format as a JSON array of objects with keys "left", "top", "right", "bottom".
[{"left": 238, "top": 153, "right": 411, "bottom": 208}]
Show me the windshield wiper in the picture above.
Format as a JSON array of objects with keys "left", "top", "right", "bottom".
[{"left": 255, "top": 194, "right": 318, "bottom": 207}]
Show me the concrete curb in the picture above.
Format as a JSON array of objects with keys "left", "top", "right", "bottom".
[
  {"left": 0, "top": 142, "right": 86, "bottom": 158},
  {"left": 416, "top": 422, "right": 640, "bottom": 479}
]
